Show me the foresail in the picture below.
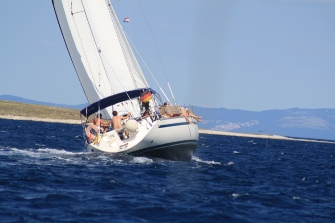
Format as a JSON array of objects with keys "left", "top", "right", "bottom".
[{"left": 52, "top": 0, "right": 149, "bottom": 117}]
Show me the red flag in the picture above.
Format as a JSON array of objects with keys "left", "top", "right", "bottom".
[{"left": 123, "top": 17, "right": 130, "bottom": 22}]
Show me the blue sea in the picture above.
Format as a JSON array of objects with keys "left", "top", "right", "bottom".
[{"left": 1, "top": 118, "right": 334, "bottom": 223}]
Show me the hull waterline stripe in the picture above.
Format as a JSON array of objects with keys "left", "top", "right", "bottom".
[{"left": 128, "top": 140, "right": 198, "bottom": 155}]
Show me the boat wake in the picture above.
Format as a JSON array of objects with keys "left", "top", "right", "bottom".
[{"left": 1, "top": 146, "right": 195, "bottom": 166}]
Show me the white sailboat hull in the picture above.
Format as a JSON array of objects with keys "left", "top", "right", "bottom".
[
  {"left": 86, "top": 117, "right": 199, "bottom": 161},
  {"left": 52, "top": 1, "right": 200, "bottom": 161}
]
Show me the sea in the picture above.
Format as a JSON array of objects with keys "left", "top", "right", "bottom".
[{"left": 0, "top": 118, "right": 334, "bottom": 223}]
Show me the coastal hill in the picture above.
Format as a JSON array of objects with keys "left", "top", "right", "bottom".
[
  {"left": 192, "top": 106, "right": 335, "bottom": 141},
  {"left": 0, "top": 94, "right": 87, "bottom": 110},
  {"left": 1, "top": 95, "right": 335, "bottom": 141},
  {"left": 0, "top": 100, "right": 81, "bottom": 122}
]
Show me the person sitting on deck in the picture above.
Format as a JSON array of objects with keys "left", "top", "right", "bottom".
[
  {"left": 162, "top": 102, "right": 202, "bottom": 123},
  {"left": 161, "top": 102, "right": 174, "bottom": 118},
  {"left": 86, "top": 121, "right": 99, "bottom": 143},
  {"left": 180, "top": 107, "right": 202, "bottom": 122},
  {"left": 111, "top": 111, "right": 131, "bottom": 139},
  {"left": 93, "top": 114, "right": 109, "bottom": 132}
]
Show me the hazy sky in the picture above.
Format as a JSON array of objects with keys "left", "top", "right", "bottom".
[{"left": 1, "top": 0, "right": 334, "bottom": 111}]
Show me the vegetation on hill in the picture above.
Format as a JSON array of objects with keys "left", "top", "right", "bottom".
[{"left": 0, "top": 100, "right": 81, "bottom": 120}]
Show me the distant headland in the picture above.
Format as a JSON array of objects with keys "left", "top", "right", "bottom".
[{"left": 1, "top": 100, "right": 334, "bottom": 144}]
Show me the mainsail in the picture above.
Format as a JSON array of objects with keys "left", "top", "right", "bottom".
[{"left": 52, "top": 0, "right": 149, "bottom": 117}]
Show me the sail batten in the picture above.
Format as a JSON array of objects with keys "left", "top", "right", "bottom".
[{"left": 52, "top": 0, "right": 149, "bottom": 117}]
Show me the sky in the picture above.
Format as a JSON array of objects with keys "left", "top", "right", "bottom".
[{"left": 1, "top": 0, "right": 334, "bottom": 111}]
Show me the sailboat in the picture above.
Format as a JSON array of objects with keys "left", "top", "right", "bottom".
[{"left": 52, "top": 0, "right": 199, "bottom": 161}]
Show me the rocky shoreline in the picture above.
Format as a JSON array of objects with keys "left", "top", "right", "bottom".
[{"left": 1, "top": 115, "right": 334, "bottom": 144}]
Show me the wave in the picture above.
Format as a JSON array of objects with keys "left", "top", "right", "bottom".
[
  {"left": 192, "top": 155, "right": 221, "bottom": 165},
  {"left": 36, "top": 148, "right": 84, "bottom": 155},
  {"left": 1, "top": 146, "right": 226, "bottom": 167},
  {"left": 226, "top": 161, "right": 234, "bottom": 166},
  {"left": 132, "top": 156, "right": 154, "bottom": 164},
  {"left": 232, "top": 193, "right": 249, "bottom": 198}
]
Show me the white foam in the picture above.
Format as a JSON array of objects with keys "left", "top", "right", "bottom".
[
  {"left": 132, "top": 156, "right": 153, "bottom": 164},
  {"left": 53, "top": 156, "right": 73, "bottom": 162},
  {"left": 232, "top": 193, "right": 240, "bottom": 198},
  {"left": 233, "top": 151, "right": 241, "bottom": 154},
  {"left": 36, "top": 148, "right": 79, "bottom": 155},
  {"left": 232, "top": 193, "right": 249, "bottom": 198},
  {"left": 10, "top": 148, "right": 41, "bottom": 158},
  {"left": 226, "top": 161, "right": 234, "bottom": 166},
  {"left": 0, "top": 147, "right": 147, "bottom": 167},
  {"left": 1, "top": 147, "right": 86, "bottom": 162},
  {"left": 192, "top": 156, "right": 221, "bottom": 165},
  {"left": 292, "top": 196, "right": 300, "bottom": 200}
]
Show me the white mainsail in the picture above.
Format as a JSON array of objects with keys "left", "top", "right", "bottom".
[{"left": 53, "top": 0, "right": 149, "bottom": 117}]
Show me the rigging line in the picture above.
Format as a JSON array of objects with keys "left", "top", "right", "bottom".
[
  {"left": 99, "top": 52, "right": 132, "bottom": 99},
  {"left": 124, "top": 32, "right": 171, "bottom": 104},
  {"left": 110, "top": 0, "right": 121, "bottom": 4},
  {"left": 80, "top": 0, "right": 112, "bottom": 98},
  {"left": 71, "top": 1, "right": 103, "bottom": 96},
  {"left": 106, "top": 2, "right": 138, "bottom": 89},
  {"left": 65, "top": 0, "right": 88, "bottom": 103},
  {"left": 121, "top": 98, "right": 137, "bottom": 118},
  {"left": 105, "top": 2, "right": 143, "bottom": 116},
  {"left": 125, "top": 0, "right": 132, "bottom": 42},
  {"left": 70, "top": 1, "right": 104, "bottom": 99},
  {"left": 138, "top": 0, "right": 175, "bottom": 104},
  {"left": 100, "top": 52, "right": 141, "bottom": 117}
]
